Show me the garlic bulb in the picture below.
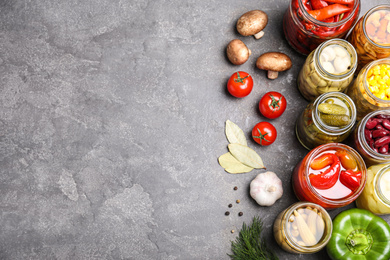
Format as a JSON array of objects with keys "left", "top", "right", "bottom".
[{"left": 250, "top": 171, "right": 283, "bottom": 206}]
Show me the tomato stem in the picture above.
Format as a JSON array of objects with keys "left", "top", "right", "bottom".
[
  {"left": 234, "top": 72, "right": 249, "bottom": 84},
  {"left": 252, "top": 128, "right": 271, "bottom": 145},
  {"left": 269, "top": 94, "right": 282, "bottom": 110}
]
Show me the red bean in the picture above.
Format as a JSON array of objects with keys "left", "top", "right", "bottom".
[
  {"left": 364, "top": 129, "right": 372, "bottom": 141},
  {"left": 379, "top": 144, "right": 389, "bottom": 154},
  {"left": 376, "top": 124, "right": 385, "bottom": 130},
  {"left": 366, "top": 119, "right": 378, "bottom": 129},
  {"left": 374, "top": 136, "right": 390, "bottom": 148},
  {"left": 383, "top": 119, "right": 390, "bottom": 131},
  {"left": 372, "top": 129, "right": 390, "bottom": 138},
  {"left": 376, "top": 114, "right": 390, "bottom": 119}
]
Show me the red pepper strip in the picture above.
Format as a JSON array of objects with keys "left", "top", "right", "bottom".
[
  {"left": 311, "top": 0, "right": 328, "bottom": 10},
  {"left": 308, "top": 4, "right": 350, "bottom": 21},
  {"left": 339, "top": 170, "right": 362, "bottom": 191},
  {"left": 324, "top": 0, "right": 354, "bottom": 5},
  {"left": 309, "top": 153, "right": 341, "bottom": 189}
]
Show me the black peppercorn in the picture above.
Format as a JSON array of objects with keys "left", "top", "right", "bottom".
[
  {"left": 228, "top": 204, "right": 233, "bottom": 208},
  {"left": 233, "top": 186, "right": 238, "bottom": 190},
  {"left": 238, "top": 212, "right": 243, "bottom": 216},
  {"left": 225, "top": 211, "right": 230, "bottom": 216}
]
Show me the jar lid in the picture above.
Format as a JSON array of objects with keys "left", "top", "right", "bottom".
[{"left": 363, "top": 5, "right": 390, "bottom": 48}]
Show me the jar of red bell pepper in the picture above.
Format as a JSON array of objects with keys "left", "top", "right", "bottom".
[
  {"left": 292, "top": 143, "right": 367, "bottom": 209},
  {"left": 352, "top": 110, "right": 390, "bottom": 167},
  {"left": 283, "top": 0, "right": 360, "bottom": 55},
  {"left": 347, "top": 5, "right": 390, "bottom": 73}
]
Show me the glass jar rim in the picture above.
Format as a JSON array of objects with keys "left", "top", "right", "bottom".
[
  {"left": 362, "top": 5, "right": 390, "bottom": 49},
  {"left": 362, "top": 58, "right": 390, "bottom": 104},
  {"left": 375, "top": 164, "right": 390, "bottom": 206},
  {"left": 314, "top": 39, "right": 358, "bottom": 80},
  {"left": 298, "top": 0, "right": 360, "bottom": 27},
  {"left": 304, "top": 143, "right": 367, "bottom": 206},
  {"left": 358, "top": 110, "right": 390, "bottom": 160},
  {"left": 282, "top": 202, "right": 332, "bottom": 252},
  {"left": 312, "top": 92, "right": 357, "bottom": 135}
]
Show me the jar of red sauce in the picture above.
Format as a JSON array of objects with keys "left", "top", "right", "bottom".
[
  {"left": 283, "top": 0, "right": 360, "bottom": 55},
  {"left": 292, "top": 143, "right": 367, "bottom": 209}
]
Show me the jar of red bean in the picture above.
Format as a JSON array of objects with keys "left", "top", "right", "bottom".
[
  {"left": 283, "top": 0, "right": 360, "bottom": 55},
  {"left": 352, "top": 110, "right": 390, "bottom": 166}
]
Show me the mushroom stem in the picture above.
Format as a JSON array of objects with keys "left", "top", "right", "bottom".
[
  {"left": 267, "top": 71, "right": 279, "bottom": 79},
  {"left": 254, "top": 31, "right": 264, "bottom": 39}
]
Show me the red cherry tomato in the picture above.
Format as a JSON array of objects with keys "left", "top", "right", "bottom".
[
  {"left": 227, "top": 71, "right": 253, "bottom": 98},
  {"left": 252, "top": 122, "right": 277, "bottom": 146},
  {"left": 259, "top": 91, "right": 287, "bottom": 119}
]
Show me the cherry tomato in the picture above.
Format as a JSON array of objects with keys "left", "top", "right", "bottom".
[
  {"left": 259, "top": 91, "right": 287, "bottom": 119},
  {"left": 252, "top": 122, "right": 277, "bottom": 146},
  {"left": 227, "top": 71, "right": 253, "bottom": 98}
]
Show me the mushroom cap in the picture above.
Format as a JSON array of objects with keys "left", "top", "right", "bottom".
[
  {"left": 236, "top": 10, "right": 268, "bottom": 37},
  {"left": 256, "top": 52, "right": 292, "bottom": 72},
  {"left": 226, "top": 39, "right": 251, "bottom": 65}
]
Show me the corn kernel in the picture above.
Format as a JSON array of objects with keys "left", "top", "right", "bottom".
[{"left": 367, "top": 63, "right": 390, "bottom": 100}]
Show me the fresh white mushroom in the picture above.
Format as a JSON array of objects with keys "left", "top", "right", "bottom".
[{"left": 236, "top": 10, "right": 268, "bottom": 39}]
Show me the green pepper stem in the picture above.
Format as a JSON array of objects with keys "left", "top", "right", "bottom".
[{"left": 345, "top": 229, "right": 373, "bottom": 255}]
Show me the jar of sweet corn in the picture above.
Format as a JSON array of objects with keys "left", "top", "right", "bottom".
[
  {"left": 346, "top": 58, "right": 390, "bottom": 120},
  {"left": 347, "top": 5, "right": 390, "bottom": 73},
  {"left": 356, "top": 163, "right": 390, "bottom": 215}
]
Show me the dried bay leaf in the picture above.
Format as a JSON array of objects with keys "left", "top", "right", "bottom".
[
  {"left": 225, "top": 120, "right": 247, "bottom": 146},
  {"left": 228, "top": 143, "right": 265, "bottom": 169},
  {"left": 218, "top": 153, "right": 253, "bottom": 174}
]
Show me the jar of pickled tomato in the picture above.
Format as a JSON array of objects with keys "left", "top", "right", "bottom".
[
  {"left": 273, "top": 202, "right": 332, "bottom": 254},
  {"left": 298, "top": 39, "right": 357, "bottom": 101},
  {"left": 347, "top": 5, "right": 390, "bottom": 72},
  {"left": 346, "top": 58, "right": 390, "bottom": 121},
  {"left": 292, "top": 143, "right": 367, "bottom": 209},
  {"left": 352, "top": 110, "right": 390, "bottom": 167},
  {"left": 356, "top": 163, "right": 390, "bottom": 215},
  {"left": 296, "top": 92, "right": 356, "bottom": 150},
  {"left": 283, "top": 0, "right": 360, "bottom": 55}
]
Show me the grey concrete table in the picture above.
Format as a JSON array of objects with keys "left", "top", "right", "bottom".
[{"left": 1, "top": 0, "right": 389, "bottom": 259}]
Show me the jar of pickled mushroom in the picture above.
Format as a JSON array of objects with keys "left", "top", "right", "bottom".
[
  {"left": 352, "top": 110, "right": 390, "bottom": 166},
  {"left": 292, "top": 143, "right": 366, "bottom": 209},
  {"left": 346, "top": 58, "right": 390, "bottom": 120},
  {"left": 298, "top": 39, "right": 357, "bottom": 101},
  {"left": 347, "top": 5, "right": 390, "bottom": 72},
  {"left": 296, "top": 92, "right": 356, "bottom": 150},
  {"left": 273, "top": 202, "right": 332, "bottom": 253},
  {"left": 356, "top": 163, "right": 390, "bottom": 215},
  {"left": 283, "top": 0, "right": 360, "bottom": 55}
]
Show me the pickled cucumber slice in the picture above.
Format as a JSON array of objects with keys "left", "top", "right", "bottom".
[
  {"left": 318, "top": 103, "right": 347, "bottom": 115},
  {"left": 320, "top": 114, "right": 351, "bottom": 127}
]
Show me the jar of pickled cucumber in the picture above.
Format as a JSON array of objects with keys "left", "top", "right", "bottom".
[
  {"left": 273, "top": 202, "right": 332, "bottom": 254},
  {"left": 352, "top": 110, "right": 390, "bottom": 166},
  {"left": 298, "top": 39, "right": 357, "bottom": 101},
  {"left": 345, "top": 58, "right": 390, "bottom": 121},
  {"left": 356, "top": 163, "right": 390, "bottom": 215},
  {"left": 296, "top": 92, "right": 356, "bottom": 150},
  {"left": 347, "top": 5, "right": 390, "bottom": 73}
]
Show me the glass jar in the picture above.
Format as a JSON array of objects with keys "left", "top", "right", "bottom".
[
  {"left": 296, "top": 92, "right": 356, "bottom": 150},
  {"left": 292, "top": 143, "right": 367, "bottom": 209},
  {"left": 283, "top": 0, "right": 360, "bottom": 55},
  {"left": 346, "top": 58, "right": 390, "bottom": 121},
  {"left": 352, "top": 110, "right": 390, "bottom": 167},
  {"left": 347, "top": 5, "right": 390, "bottom": 73},
  {"left": 273, "top": 202, "right": 332, "bottom": 254},
  {"left": 298, "top": 39, "right": 357, "bottom": 101},
  {"left": 356, "top": 163, "right": 390, "bottom": 215}
]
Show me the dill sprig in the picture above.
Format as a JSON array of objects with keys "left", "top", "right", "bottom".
[{"left": 229, "top": 216, "right": 279, "bottom": 260}]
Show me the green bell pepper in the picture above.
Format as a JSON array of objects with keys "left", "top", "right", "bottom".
[{"left": 327, "top": 208, "right": 390, "bottom": 260}]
